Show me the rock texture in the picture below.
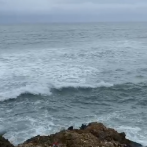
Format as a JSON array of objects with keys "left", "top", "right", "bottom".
[
  {"left": 17, "top": 122, "right": 143, "bottom": 147},
  {"left": 0, "top": 135, "right": 14, "bottom": 147}
]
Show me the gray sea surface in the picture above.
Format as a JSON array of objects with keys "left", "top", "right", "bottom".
[{"left": 0, "top": 22, "right": 147, "bottom": 146}]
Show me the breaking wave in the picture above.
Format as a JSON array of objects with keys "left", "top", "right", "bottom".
[
  {"left": 1, "top": 81, "right": 147, "bottom": 102},
  {"left": 0, "top": 81, "right": 113, "bottom": 101}
]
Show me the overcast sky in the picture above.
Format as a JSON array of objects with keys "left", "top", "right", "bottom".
[{"left": 0, "top": 0, "right": 147, "bottom": 23}]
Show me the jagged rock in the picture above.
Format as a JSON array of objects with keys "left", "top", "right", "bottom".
[
  {"left": 17, "top": 122, "right": 143, "bottom": 147},
  {"left": 0, "top": 135, "right": 14, "bottom": 147},
  {"left": 68, "top": 126, "right": 73, "bottom": 130}
]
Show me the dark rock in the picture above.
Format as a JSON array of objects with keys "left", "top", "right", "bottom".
[
  {"left": 0, "top": 135, "right": 14, "bottom": 147},
  {"left": 129, "top": 141, "right": 143, "bottom": 147},
  {"left": 79, "top": 124, "right": 87, "bottom": 130},
  {"left": 68, "top": 126, "right": 73, "bottom": 130}
]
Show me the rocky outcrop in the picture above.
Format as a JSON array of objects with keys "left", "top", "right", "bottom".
[
  {"left": 17, "top": 122, "right": 143, "bottom": 147},
  {"left": 0, "top": 135, "right": 14, "bottom": 147}
]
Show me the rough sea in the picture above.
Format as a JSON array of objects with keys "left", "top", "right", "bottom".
[{"left": 0, "top": 23, "right": 147, "bottom": 146}]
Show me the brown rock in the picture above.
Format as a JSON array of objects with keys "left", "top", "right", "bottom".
[{"left": 17, "top": 122, "right": 143, "bottom": 147}]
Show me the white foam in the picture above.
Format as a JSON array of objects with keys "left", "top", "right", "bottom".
[
  {"left": 54, "top": 81, "right": 113, "bottom": 89},
  {"left": 0, "top": 81, "right": 113, "bottom": 101},
  {"left": 116, "top": 126, "right": 147, "bottom": 146},
  {"left": 0, "top": 84, "right": 52, "bottom": 101},
  {"left": 3, "top": 113, "right": 55, "bottom": 145},
  {"left": 0, "top": 46, "right": 114, "bottom": 101}
]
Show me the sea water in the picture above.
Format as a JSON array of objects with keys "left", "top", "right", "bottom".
[{"left": 0, "top": 23, "right": 147, "bottom": 146}]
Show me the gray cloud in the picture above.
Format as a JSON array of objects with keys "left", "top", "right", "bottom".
[{"left": 0, "top": 0, "right": 147, "bottom": 23}]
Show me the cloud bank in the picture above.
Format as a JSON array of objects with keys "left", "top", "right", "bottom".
[{"left": 0, "top": 0, "right": 147, "bottom": 23}]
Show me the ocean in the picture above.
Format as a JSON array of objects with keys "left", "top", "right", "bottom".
[{"left": 0, "top": 22, "right": 147, "bottom": 146}]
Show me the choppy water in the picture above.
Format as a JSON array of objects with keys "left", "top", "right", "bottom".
[{"left": 0, "top": 23, "right": 147, "bottom": 146}]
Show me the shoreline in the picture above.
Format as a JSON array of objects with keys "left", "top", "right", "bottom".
[{"left": 0, "top": 122, "right": 144, "bottom": 147}]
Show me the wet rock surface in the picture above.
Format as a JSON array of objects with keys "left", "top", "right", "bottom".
[{"left": 16, "top": 122, "right": 143, "bottom": 147}]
